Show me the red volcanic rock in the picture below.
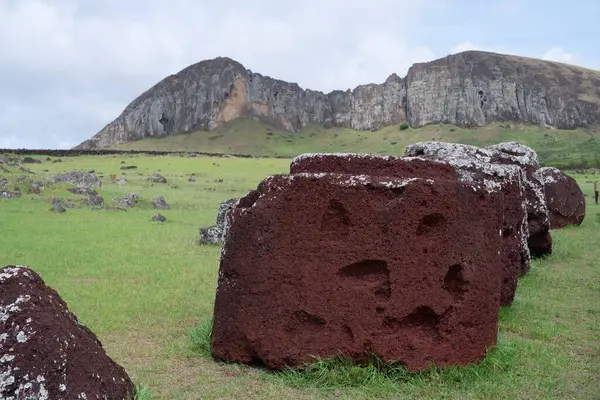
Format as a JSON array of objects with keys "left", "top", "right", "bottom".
[
  {"left": 0, "top": 265, "right": 135, "bottom": 400},
  {"left": 404, "top": 141, "right": 552, "bottom": 258},
  {"left": 290, "top": 153, "right": 529, "bottom": 305},
  {"left": 211, "top": 173, "right": 504, "bottom": 372},
  {"left": 535, "top": 167, "right": 586, "bottom": 229},
  {"left": 290, "top": 153, "right": 458, "bottom": 180}
]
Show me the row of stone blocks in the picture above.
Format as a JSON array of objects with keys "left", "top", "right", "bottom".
[{"left": 210, "top": 141, "right": 586, "bottom": 372}]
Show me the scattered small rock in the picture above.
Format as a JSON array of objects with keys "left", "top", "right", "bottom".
[
  {"left": 117, "top": 176, "right": 127, "bottom": 185},
  {"left": 22, "top": 156, "right": 41, "bottom": 164},
  {"left": 54, "top": 171, "right": 101, "bottom": 188},
  {"left": 120, "top": 165, "right": 137, "bottom": 170},
  {"left": 50, "top": 200, "right": 66, "bottom": 213},
  {"left": 152, "top": 195, "right": 170, "bottom": 210},
  {"left": 188, "top": 177, "right": 197, "bottom": 182},
  {"left": 114, "top": 193, "right": 138, "bottom": 207},
  {"left": 150, "top": 173, "right": 167, "bottom": 183},
  {"left": 150, "top": 213, "right": 167, "bottom": 222}
]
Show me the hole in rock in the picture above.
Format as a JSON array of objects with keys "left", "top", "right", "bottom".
[
  {"left": 237, "top": 190, "right": 260, "bottom": 208},
  {"left": 443, "top": 264, "right": 468, "bottom": 300},
  {"left": 321, "top": 199, "right": 351, "bottom": 238},
  {"left": 399, "top": 306, "right": 441, "bottom": 328},
  {"left": 339, "top": 259, "right": 389, "bottom": 282},
  {"left": 382, "top": 306, "right": 441, "bottom": 334},
  {"left": 293, "top": 310, "right": 326, "bottom": 326},
  {"left": 416, "top": 213, "right": 447, "bottom": 235}
]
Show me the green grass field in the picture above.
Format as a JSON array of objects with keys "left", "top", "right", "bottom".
[
  {"left": 111, "top": 119, "right": 600, "bottom": 168},
  {"left": 1, "top": 153, "right": 599, "bottom": 399}
]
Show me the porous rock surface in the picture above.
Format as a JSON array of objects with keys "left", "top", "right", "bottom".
[
  {"left": 291, "top": 152, "right": 529, "bottom": 305},
  {"left": 0, "top": 265, "right": 135, "bottom": 399},
  {"left": 211, "top": 173, "right": 505, "bottom": 371},
  {"left": 404, "top": 141, "right": 551, "bottom": 258},
  {"left": 199, "top": 198, "right": 238, "bottom": 245},
  {"left": 535, "top": 167, "right": 586, "bottom": 229}
]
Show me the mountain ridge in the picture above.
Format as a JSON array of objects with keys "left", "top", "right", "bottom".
[{"left": 75, "top": 50, "right": 600, "bottom": 150}]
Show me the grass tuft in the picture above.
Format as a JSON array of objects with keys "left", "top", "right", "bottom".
[{"left": 189, "top": 317, "right": 214, "bottom": 358}]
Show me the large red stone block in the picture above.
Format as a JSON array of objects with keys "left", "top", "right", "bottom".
[{"left": 211, "top": 173, "right": 504, "bottom": 372}]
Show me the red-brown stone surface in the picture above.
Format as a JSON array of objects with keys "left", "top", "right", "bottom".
[
  {"left": 404, "top": 141, "right": 552, "bottom": 258},
  {"left": 290, "top": 153, "right": 458, "bottom": 180},
  {"left": 290, "top": 153, "right": 529, "bottom": 305},
  {"left": 535, "top": 167, "right": 586, "bottom": 229},
  {"left": 0, "top": 265, "right": 135, "bottom": 400},
  {"left": 211, "top": 173, "right": 504, "bottom": 372}
]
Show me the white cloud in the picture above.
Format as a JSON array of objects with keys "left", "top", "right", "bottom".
[
  {"left": 450, "top": 41, "right": 492, "bottom": 54},
  {"left": 0, "top": 0, "right": 442, "bottom": 148},
  {"left": 541, "top": 47, "right": 575, "bottom": 64},
  {"left": 0, "top": 135, "right": 18, "bottom": 149}
]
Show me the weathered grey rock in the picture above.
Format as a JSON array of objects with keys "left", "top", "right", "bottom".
[
  {"left": 152, "top": 195, "right": 170, "bottom": 210},
  {"left": 199, "top": 198, "right": 239, "bottom": 245},
  {"left": 50, "top": 199, "right": 66, "bottom": 213},
  {"left": 67, "top": 187, "right": 104, "bottom": 206},
  {"left": 150, "top": 173, "right": 167, "bottom": 183},
  {"left": 0, "top": 176, "right": 7, "bottom": 188},
  {"left": 114, "top": 193, "right": 138, "bottom": 207},
  {"left": 151, "top": 213, "right": 166, "bottom": 222},
  {"left": 404, "top": 141, "right": 551, "bottom": 258},
  {"left": 199, "top": 225, "right": 223, "bottom": 245},
  {"left": 407, "top": 52, "right": 600, "bottom": 130},
  {"left": 75, "top": 51, "right": 600, "bottom": 149},
  {"left": 0, "top": 190, "right": 21, "bottom": 199},
  {"left": 117, "top": 176, "right": 127, "bottom": 185},
  {"left": 53, "top": 171, "right": 102, "bottom": 188}
]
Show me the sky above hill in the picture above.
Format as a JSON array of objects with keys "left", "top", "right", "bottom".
[{"left": 1, "top": 0, "right": 599, "bottom": 149}]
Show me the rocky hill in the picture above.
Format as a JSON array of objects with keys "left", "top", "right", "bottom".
[{"left": 75, "top": 51, "right": 600, "bottom": 149}]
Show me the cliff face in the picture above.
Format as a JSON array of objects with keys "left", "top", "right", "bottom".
[
  {"left": 406, "top": 52, "right": 600, "bottom": 129},
  {"left": 76, "top": 51, "right": 600, "bottom": 149}
]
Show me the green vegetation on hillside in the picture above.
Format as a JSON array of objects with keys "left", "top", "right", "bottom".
[
  {"left": 1, "top": 154, "right": 599, "bottom": 399},
  {"left": 111, "top": 119, "right": 600, "bottom": 168}
]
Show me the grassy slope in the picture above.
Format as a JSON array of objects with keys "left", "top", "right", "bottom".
[
  {"left": 1, "top": 154, "right": 599, "bottom": 399},
  {"left": 111, "top": 119, "right": 600, "bottom": 168}
]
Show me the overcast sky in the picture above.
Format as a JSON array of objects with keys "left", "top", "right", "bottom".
[{"left": 1, "top": 0, "right": 599, "bottom": 149}]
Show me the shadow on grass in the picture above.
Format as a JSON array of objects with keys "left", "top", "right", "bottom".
[{"left": 188, "top": 317, "right": 517, "bottom": 396}]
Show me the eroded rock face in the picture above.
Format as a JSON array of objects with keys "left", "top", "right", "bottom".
[
  {"left": 291, "top": 152, "right": 529, "bottom": 305},
  {"left": 535, "top": 167, "right": 586, "bottom": 229},
  {"left": 404, "top": 141, "right": 551, "bottom": 258},
  {"left": 0, "top": 265, "right": 135, "bottom": 399},
  {"left": 75, "top": 51, "right": 600, "bottom": 150},
  {"left": 211, "top": 173, "right": 504, "bottom": 372}
]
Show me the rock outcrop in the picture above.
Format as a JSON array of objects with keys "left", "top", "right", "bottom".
[
  {"left": 291, "top": 152, "right": 529, "bottom": 305},
  {"left": 199, "top": 198, "right": 238, "bottom": 245},
  {"left": 53, "top": 172, "right": 102, "bottom": 189},
  {"left": 0, "top": 265, "right": 135, "bottom": 399},
  {"left": 75, "top": 51, "right": 600, "bottom": 149},
  {"left": 211, "top": 172, "right": 505, "bottom": 372},
  {"left": 535, "top": 167, "right": 586, "bottom": 228},
  {"left": 404, "top": 141, "right": 551, "bottom": 258}
]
